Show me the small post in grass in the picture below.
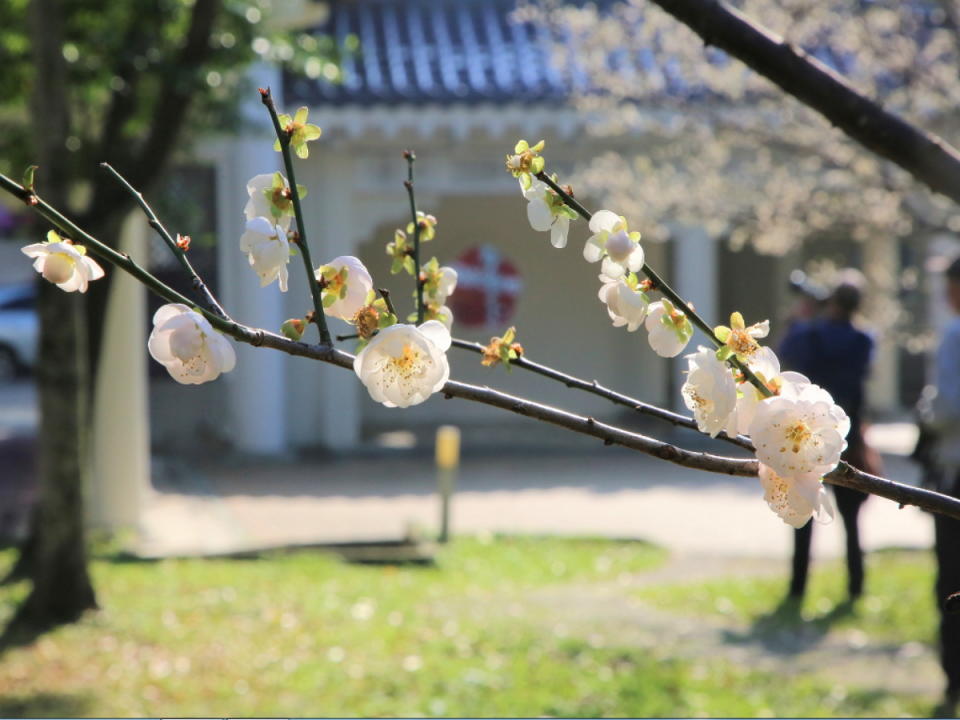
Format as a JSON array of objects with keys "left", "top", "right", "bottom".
[{"left": 435, "top": 425, "right": 461, "bottom": 544}]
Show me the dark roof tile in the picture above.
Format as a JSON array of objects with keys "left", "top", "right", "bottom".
[{"left": 284, "top": 0, "right": 572, "bottom": 106}]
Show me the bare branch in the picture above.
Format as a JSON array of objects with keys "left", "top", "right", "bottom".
[
  {"left": 645, "top": 0, "right": 960, "bottom": 206},
  {"left": 100, "top": 162, "right": 227, "bottom": 318},
  {"left": 450, "top": 337, "right": 755, "bottom": 451}
]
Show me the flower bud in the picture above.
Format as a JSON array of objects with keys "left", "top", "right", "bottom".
[{"left": 280, "top": 318, "right": 305, "bottom": 341}]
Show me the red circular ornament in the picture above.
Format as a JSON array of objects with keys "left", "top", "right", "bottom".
[{"left": 449, "top": 244, "right": 523, "bottom": 328}]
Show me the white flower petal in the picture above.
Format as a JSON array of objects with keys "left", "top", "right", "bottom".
[
  {"left": 153, "top": 303, "right": 190, "bottom": 328},
  {"left": 583, "top": 236, "right": 605, "bottom": 263},
  {"left": 550, "top": 217, "right": 569, "bottom": 249},
  {"left": 600, "top": 257, "right": 625, "bottom": 279},
  {"left": 418, "top": 320, "right": 452, "bottom": 352},
  {"left": 245, "top": 216, "right": 275, "bottom": 237},
  {"left": 527, "top": 198, "right": 553, "bottom": 232},
  {"left": 82, "top": 255, "right": 105, "bottom": 280},
  {"left": 588, "top": 209, "right": 620, "bottom": 234},
  {"left": 147, "top": 304, "right": 235, "bottom": 385},
  {"left": 354, "top": 323, "right": 450, "bottom": 408}
]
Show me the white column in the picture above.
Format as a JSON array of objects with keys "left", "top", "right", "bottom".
[
  {"left": 672, "top": 224, "right": 717, "bottom": 409},
  {"left": 213, "top": 64, "right": 288, "bottom": 454},
  {"left": 863, "top": 234, "right": 899, "bottom": 413},
  {"left": 89, "top": 212, "right": 151, "bottom": 537}
]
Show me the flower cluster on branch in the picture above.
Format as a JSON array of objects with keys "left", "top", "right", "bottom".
[{"left": 7, "top": 89, "right": 959, "bottom": 529}]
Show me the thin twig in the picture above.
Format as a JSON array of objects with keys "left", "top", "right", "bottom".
[
  {"left": 260, "top": 88, "right": 332, "bottom": 345},
  {"left": 100, "top": 162, "right": 227, "bottom": 318},
  {"left": 404, "top": 151, "right": 425, "bottom": 325},
  {"left": 378, "top": 287, "right": 398, "bottom": 318},
  {"left": 450, "top": 337, "right": 754, "bottom": 451},
  {"left": 5, "top": 169, "right": 960, "bottom": 521},
  {"left": 535, "top": 170, "right": 770, "bottom": 398}
]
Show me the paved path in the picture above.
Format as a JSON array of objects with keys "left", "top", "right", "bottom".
[{"left": 137, "top": 448, "right": 933, "bottom": 559}]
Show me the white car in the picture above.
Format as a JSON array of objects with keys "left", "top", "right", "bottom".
[{"left": 0, "top": 283, "right": 37, "bottom": 381}]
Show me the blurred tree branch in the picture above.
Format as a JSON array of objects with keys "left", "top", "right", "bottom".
[{"left": 646, "top": 0, "right": 960, "bottom": 205}]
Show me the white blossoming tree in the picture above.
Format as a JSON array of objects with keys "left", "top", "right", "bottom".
[{"left": 524, "top": 0, "right": 960, "bottom": 251}]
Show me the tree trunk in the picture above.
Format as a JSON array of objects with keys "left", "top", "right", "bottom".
[
  {"left": 8, "top": 282, "right": 97, "bottom": 630},
  {"left": 5, "top": 0, "right": 97, "bottom": 634}
]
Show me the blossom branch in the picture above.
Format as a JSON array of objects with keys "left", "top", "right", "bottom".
[
  {"left": 404, "top": 151, "right": 425, "bottom": 325},
  {"left": 259, "top": 87, "right": 332, "bottom": 345},
  {"left": 450, "top": 337, "right": 755, "bottom": 451},
  {"left": 239, "top": 337, "right": 960, "bottom": 522},
  {"left": 5, "top": 171, "right": 960, "bottom": 521},
  {"left": 0, "top": 172, "right": 259, "bottom": 346},
  {"left": 535, "top": 170, "right": 771, "bottom": 398},
  {"left": 644, "top": 0, "right": 960, "bottom": 205},
  {"left": 100, "top": 162, "right": 227, "bottom": 319}
]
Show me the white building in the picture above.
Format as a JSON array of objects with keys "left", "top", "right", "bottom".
[{"left": 118, "top": 0, "right": 922, "bottom": 456}]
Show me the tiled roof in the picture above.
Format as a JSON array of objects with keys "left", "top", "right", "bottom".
[{"left": 284, "top": 0, "right": 572, "bottom": 107}]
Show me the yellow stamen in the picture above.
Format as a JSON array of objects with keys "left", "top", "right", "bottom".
[{"left": 784, "top": 420, "right": 812, "bottom": 454}]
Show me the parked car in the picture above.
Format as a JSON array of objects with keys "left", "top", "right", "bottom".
[{"left": 0, "top": 283, "right": 37, "bottom": 381}]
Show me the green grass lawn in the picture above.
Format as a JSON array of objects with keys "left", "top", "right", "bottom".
[
  {"left": 0, "top": 538, "right": 934, "bottom": 717},
  {"left": 637, "top": 550, "right": 938, "bottom": 647}
]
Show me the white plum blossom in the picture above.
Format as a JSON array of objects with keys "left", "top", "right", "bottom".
[
  {"left": 758, "top": 463, "right": 835, "bottom": 529},
  {"left": 583, "top": 210, "right": 644, "bottom": 279},
  {"left": 244, "top": 173, "right": 293, "bottom": 230},
  {"left": 353, "top": 320, "right": 451, "bottom": 408},
  {"left": 716, "top": 311, "right": 771, "bottom": 362},
  {"left": 433, "top": 305, "right": 454, "bottom": 331},
  {"left": 317, "top": 255, "right": 375, "bottom": 323},
  {"left": 749, "top": 377, "right": 851, "bottom": 480},
  {"left": 147, "top": 304, "right": 236, "bottom": 385},
  {"left": 22, "top": 231, "right": 104, "bottom": 293},
  {"left": 434, "top": 266, "right": 458, "bottom": 304},
  {"left": 523, "top": 179, "right": 573, "bottom": 249},
  {"left": 240, "top": 217, "right": 290, "bottom": 291},
  {"left": 734, "top": 347, "right": 808, "bottom": 436},
  {"left": 598, "top": 276, "right": 648, "bottom": 331},
  {"left": 644, "top": 300, "right": 693, "bottom": 358},
  {"left": 681, "top": 346, "right": 738, "bottom": 437}
]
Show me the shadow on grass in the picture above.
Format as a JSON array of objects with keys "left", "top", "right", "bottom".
[
  {"left": 97, "top": 539, "right": 439, "bottom": 567},
  {"left": 0, "top": 691, "right": 92, "bottom": 718},
  {"left": 721, "top": 594, "right": 858, "bottom": 653}
]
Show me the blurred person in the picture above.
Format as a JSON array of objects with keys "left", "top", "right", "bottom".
[
  {"left": 931, "top": 256, "right": 960, "bottom": 714},
  {"left": 779, "top": 269, "right": 878, "bottom": 602},
  {"left": 786, "top": 269, "right": 827, "bottom": 327}
]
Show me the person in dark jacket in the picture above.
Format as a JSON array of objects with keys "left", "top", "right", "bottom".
[
  {"left": 931, "top": 256, "right": 960, "bottom": 715},
  {"left": 779, "top": 270, "right": 876, "bottom": 601}
]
